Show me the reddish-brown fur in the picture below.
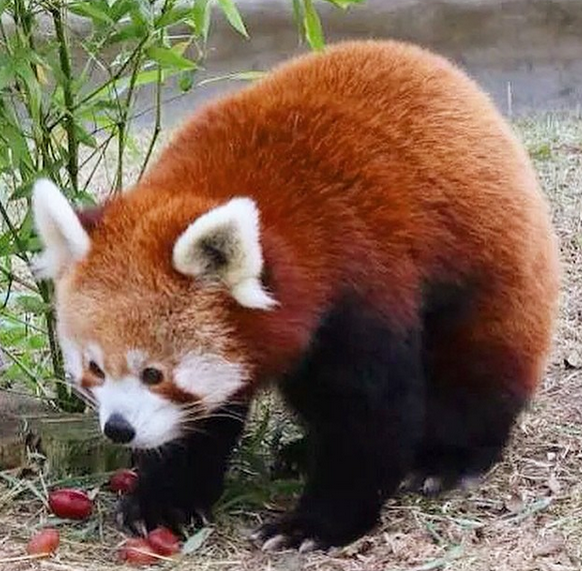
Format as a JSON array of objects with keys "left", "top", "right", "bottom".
[{"left": 60, "top": 40, "right": 559, "bottom": 401}]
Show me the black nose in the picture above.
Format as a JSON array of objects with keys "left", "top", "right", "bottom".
[{"left": 104, "top": 413, "right": 135, "bottom": 444}]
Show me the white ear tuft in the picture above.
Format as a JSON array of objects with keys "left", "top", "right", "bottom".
[
  {"left": 32, "top": 179, "right": 90, "bottom": 279},
  {"left": 232, "top": 278, "right": 278, "bottom": 310},
  {"left": 172, "top": 198, "right": 277, "bottom": 310}
]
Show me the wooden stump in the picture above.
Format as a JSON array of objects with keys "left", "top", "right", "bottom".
[{"left": 0, "top": 392, "right": 130, "bottom": 476}]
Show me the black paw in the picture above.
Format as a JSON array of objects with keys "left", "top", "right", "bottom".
[
  {"left": 251, "top": 507, "right": 377, "bottom": 553},
  {"left": 116, "top": 490, "right": 211, "bottom": 536},
  {"left": 400, "top": 471, "right": 484, "bottom": 496},
  {"left": 251, "top": 513, "right": 331, "bottom": 553}
]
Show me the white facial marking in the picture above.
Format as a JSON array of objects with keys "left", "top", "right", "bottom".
[
  {"left": 172, "top": 197, "right": 277, "bottom": 310},
  {"left": 85, "top": 342, "right": 104, "bottom": 370},
  {"left": 94, "top": 377, "right": 182, "bottom": 449},
  {"left": 174, "top": 352, "right": 247, "bottom": 409},
  {"left": 126, "top": 349, "right": 148, "bottom": 374},
  {"left": 32, "top": 178, "right": 91, "bottom": 278},
  {"left": 59, "top": 335, "right": 83, "bottom": 382}
]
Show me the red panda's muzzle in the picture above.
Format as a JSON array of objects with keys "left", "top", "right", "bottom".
[{"left": 103, "top": 413, "right": 136, "bottom": 444}]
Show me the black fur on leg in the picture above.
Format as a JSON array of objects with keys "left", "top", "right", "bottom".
[
  {"left": 118, "top": 403, "right": 249, "bottom": 535},
  {"left": 414, "top": 279, "right": 529, "bottom": 494},
  {"left": 255, "top": 299, "right": 425, "bottom": 550},
  {"left": 413, "top": 384, "right": 526, "bottom": 494}
]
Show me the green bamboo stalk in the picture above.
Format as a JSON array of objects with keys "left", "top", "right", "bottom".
[{"left": 49, "top": 2, "right": 79, "bottom": 193}]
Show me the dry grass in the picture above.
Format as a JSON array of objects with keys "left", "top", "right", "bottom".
[{"left": 1, "top": 113, "right": 581, "bottom": 571}]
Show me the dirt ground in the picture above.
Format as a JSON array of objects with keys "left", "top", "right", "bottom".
[{"left": 0, "top": 113, "right": 581, "bottom": 570}]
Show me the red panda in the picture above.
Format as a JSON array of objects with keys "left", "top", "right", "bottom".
[{"left": 33, "top": 40, "right": 560, "bottom": 551}]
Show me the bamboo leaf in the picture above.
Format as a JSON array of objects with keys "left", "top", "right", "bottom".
[
  {"left": 107, "top": 21, "right": 147, "bottom": 44},
  {"left": 69, "top": 2, "right": 114, "bottom": 25},
  {"left": 324, "top": 0, "right": 365, "bottom": 8},
  {"left": 110, "top": 0, "right": 134, "bottom": 22},
  {"left": 217, "top": 0, "right": 248, "bottom": 38},
  {"left": 16, "top": 295, "right": 51, "bottom": 316},
  {"left": 196, "top": 70, "right": 266, "bottom": 87},
  {"left": 192, "top": 0, "right": 212, "bottom": 41},
  {"left": 0, "top": 62, "right": 15, "bottom": 91},
  {"left": 292, "top": 0, "right": 304, "bottom": 41},
  {"left": 146, "top": 46, "right": 197, "bottom": 70},
  {"left": 156, "top": 5, "right": 192, "bottom": 27},
  {"left": 178, "top": 70, "right": 195, "bottom": 92},
  {"left": 303, "top": 0, "right": 324, "bottom": 50}
]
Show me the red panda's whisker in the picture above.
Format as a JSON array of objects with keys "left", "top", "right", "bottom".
[
  {"left": 193, "top": 411, "right": 247, "bottom": 424},
  {"left": 71, "top": 386, "right": 97, "bottom": 410}
]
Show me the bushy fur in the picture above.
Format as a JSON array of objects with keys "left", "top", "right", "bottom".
[{"left": 35, "top": 40, "right": 560, "bottom": 550}]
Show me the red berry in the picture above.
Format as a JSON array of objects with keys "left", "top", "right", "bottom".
[
  {"left": 119, "top": 537, "right": 159, "bottom": 566},
  {"left": 109, "top": 469, "right": 138, "bottom": 494},
  {"left": 48, "top": 489, "right": 93, "bottom": 520},
  {"left": 27, "top": 528, "right": 60, "bottom": 556},
  {"left": 147, "top": 527, "right": 180, "bottom": 556}
]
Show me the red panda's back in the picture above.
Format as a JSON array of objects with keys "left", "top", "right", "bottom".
[
  {"left": 155, "top": 40, "right": 556, "bottom": 304},
  {"left": 138, "top": 41, "right": 559, "bottom": 373}
]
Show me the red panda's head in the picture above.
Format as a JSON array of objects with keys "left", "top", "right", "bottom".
[{"left": 32, "top": 179, "right": 278, "bottom": 449}]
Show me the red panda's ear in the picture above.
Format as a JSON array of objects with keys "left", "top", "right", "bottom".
[
  {"left": 172, "top": 198, "right": 278, "bottom": 310},
  {"left": 32, "top": 179, "right": 91, "bottom": 279}
]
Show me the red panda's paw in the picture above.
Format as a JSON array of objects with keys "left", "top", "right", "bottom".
[
  {"left": 116, "top": 490, "right": 211, "bottom": 537},
  {"left": 250, "top": 508, "right": 377, "bottom": 553},
  {"left": 399, "top": 471, "right": 485, "bottom": 497},
  {"left": 250, "top": 514, "right": 331, "bottom": 553}
]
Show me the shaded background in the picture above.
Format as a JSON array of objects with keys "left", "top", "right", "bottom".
[{"left": 133, "top": 0, "right": 582, "bottom": 127}]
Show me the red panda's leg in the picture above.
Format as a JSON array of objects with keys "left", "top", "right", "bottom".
[
  {"left": 253, "top": 300, "right": 424, "bottom": 551},
  {"left": 412, "top": 381, "right": 527, "bottom": 495},
  {"left": 413, "top": 300, "right": 543, "bottom": 495},
  {"left": 118, "top": 403, "right": 248, "bottom": 534}
]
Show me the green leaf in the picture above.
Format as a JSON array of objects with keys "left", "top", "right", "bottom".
[
  {"left": 69, "top": 2, "right": 114, "bottom": 24},
  {"left": 74, "top": 122, "right": 98, "bottom": 149},
  {"left": 9, "top": 179, "right": 34, "bottom": 201},
  {"left": 0, "top": 62, "right": 15, "bottom": 92},
  {"left": 323, "top": 0, "right": 365, "bottom": 8},
  {"left": 303, "top": 0, "right": 324, "bottom": 50},
  {"left": 146, "top": 46, "right": 197, "bottom": 70},
  {"left": 107, "top": 22, "right": 147, "bottom": 44},
  {"left": 182, "top": 528, "right": 213, "bottom": 555},
  {"left": 110, "top": 0, "right": 134, "bottom": 22},
  {"left": 133, "top": 68, "right": 171, "bottom": 87},
  {"left": 196, "top": 70, "right": 266, "bottom": 87},
  {"left": 16, "top": 295, "right": 50, "bottom": 315},
  {"left": 178, "top": 70, "right": 195, "bottom": 92},
  {"left": 192, "top": 0, "right": 212, "bottom": 41},
  {"left": 130, "top": 0, "right": 154, "bottom": 30},
  {"left": 156, "top": 5, "right": 192, "bottom": 27},
  {"left": 17, "top": 209, "right": 35, "bottom": 251},
  {"left": 0, "top": 122, "right": 33, "bottom": 172},
  {"left": 292, "top": 0, "right": 304, "bottom": 41},
  {"left": 217, "top": 0, "right": 248, "bottom": 38},
  {"left": 27, "top": 334, "right": 48, "bottom": 351},
  {"left": 14, "top": 57, "right": 42, "bottom": 120},
  {"left": 0, "top": 231, "right": 13, "bottom": 256}
]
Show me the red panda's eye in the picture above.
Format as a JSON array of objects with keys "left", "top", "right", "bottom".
[
  {"left": 141, "top": 367, "right": 164, "bottom": 386},
  {"left": 88, "top": 361, "right": 105, "bottom": 379}
]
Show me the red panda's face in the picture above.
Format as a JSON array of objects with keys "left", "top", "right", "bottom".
[
  {"left": 54, "top": 274, "right": 247, "bottom": 449},
  {"left": 32, "top": 180, "right": 277, "bottom": 449}
]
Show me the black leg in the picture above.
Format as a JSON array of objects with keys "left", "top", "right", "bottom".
[
  {"left": 411, "top": 385, "right": 525, "bottom": 495},
  {"left": 410, "top": 281, "right": 531, "bottom": 496},
  {"left": 254, "top": 301, "right": 424, "bottom": 551},
  {"left": 118, "top": 403, "right": 248, "bottom": 534}
]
